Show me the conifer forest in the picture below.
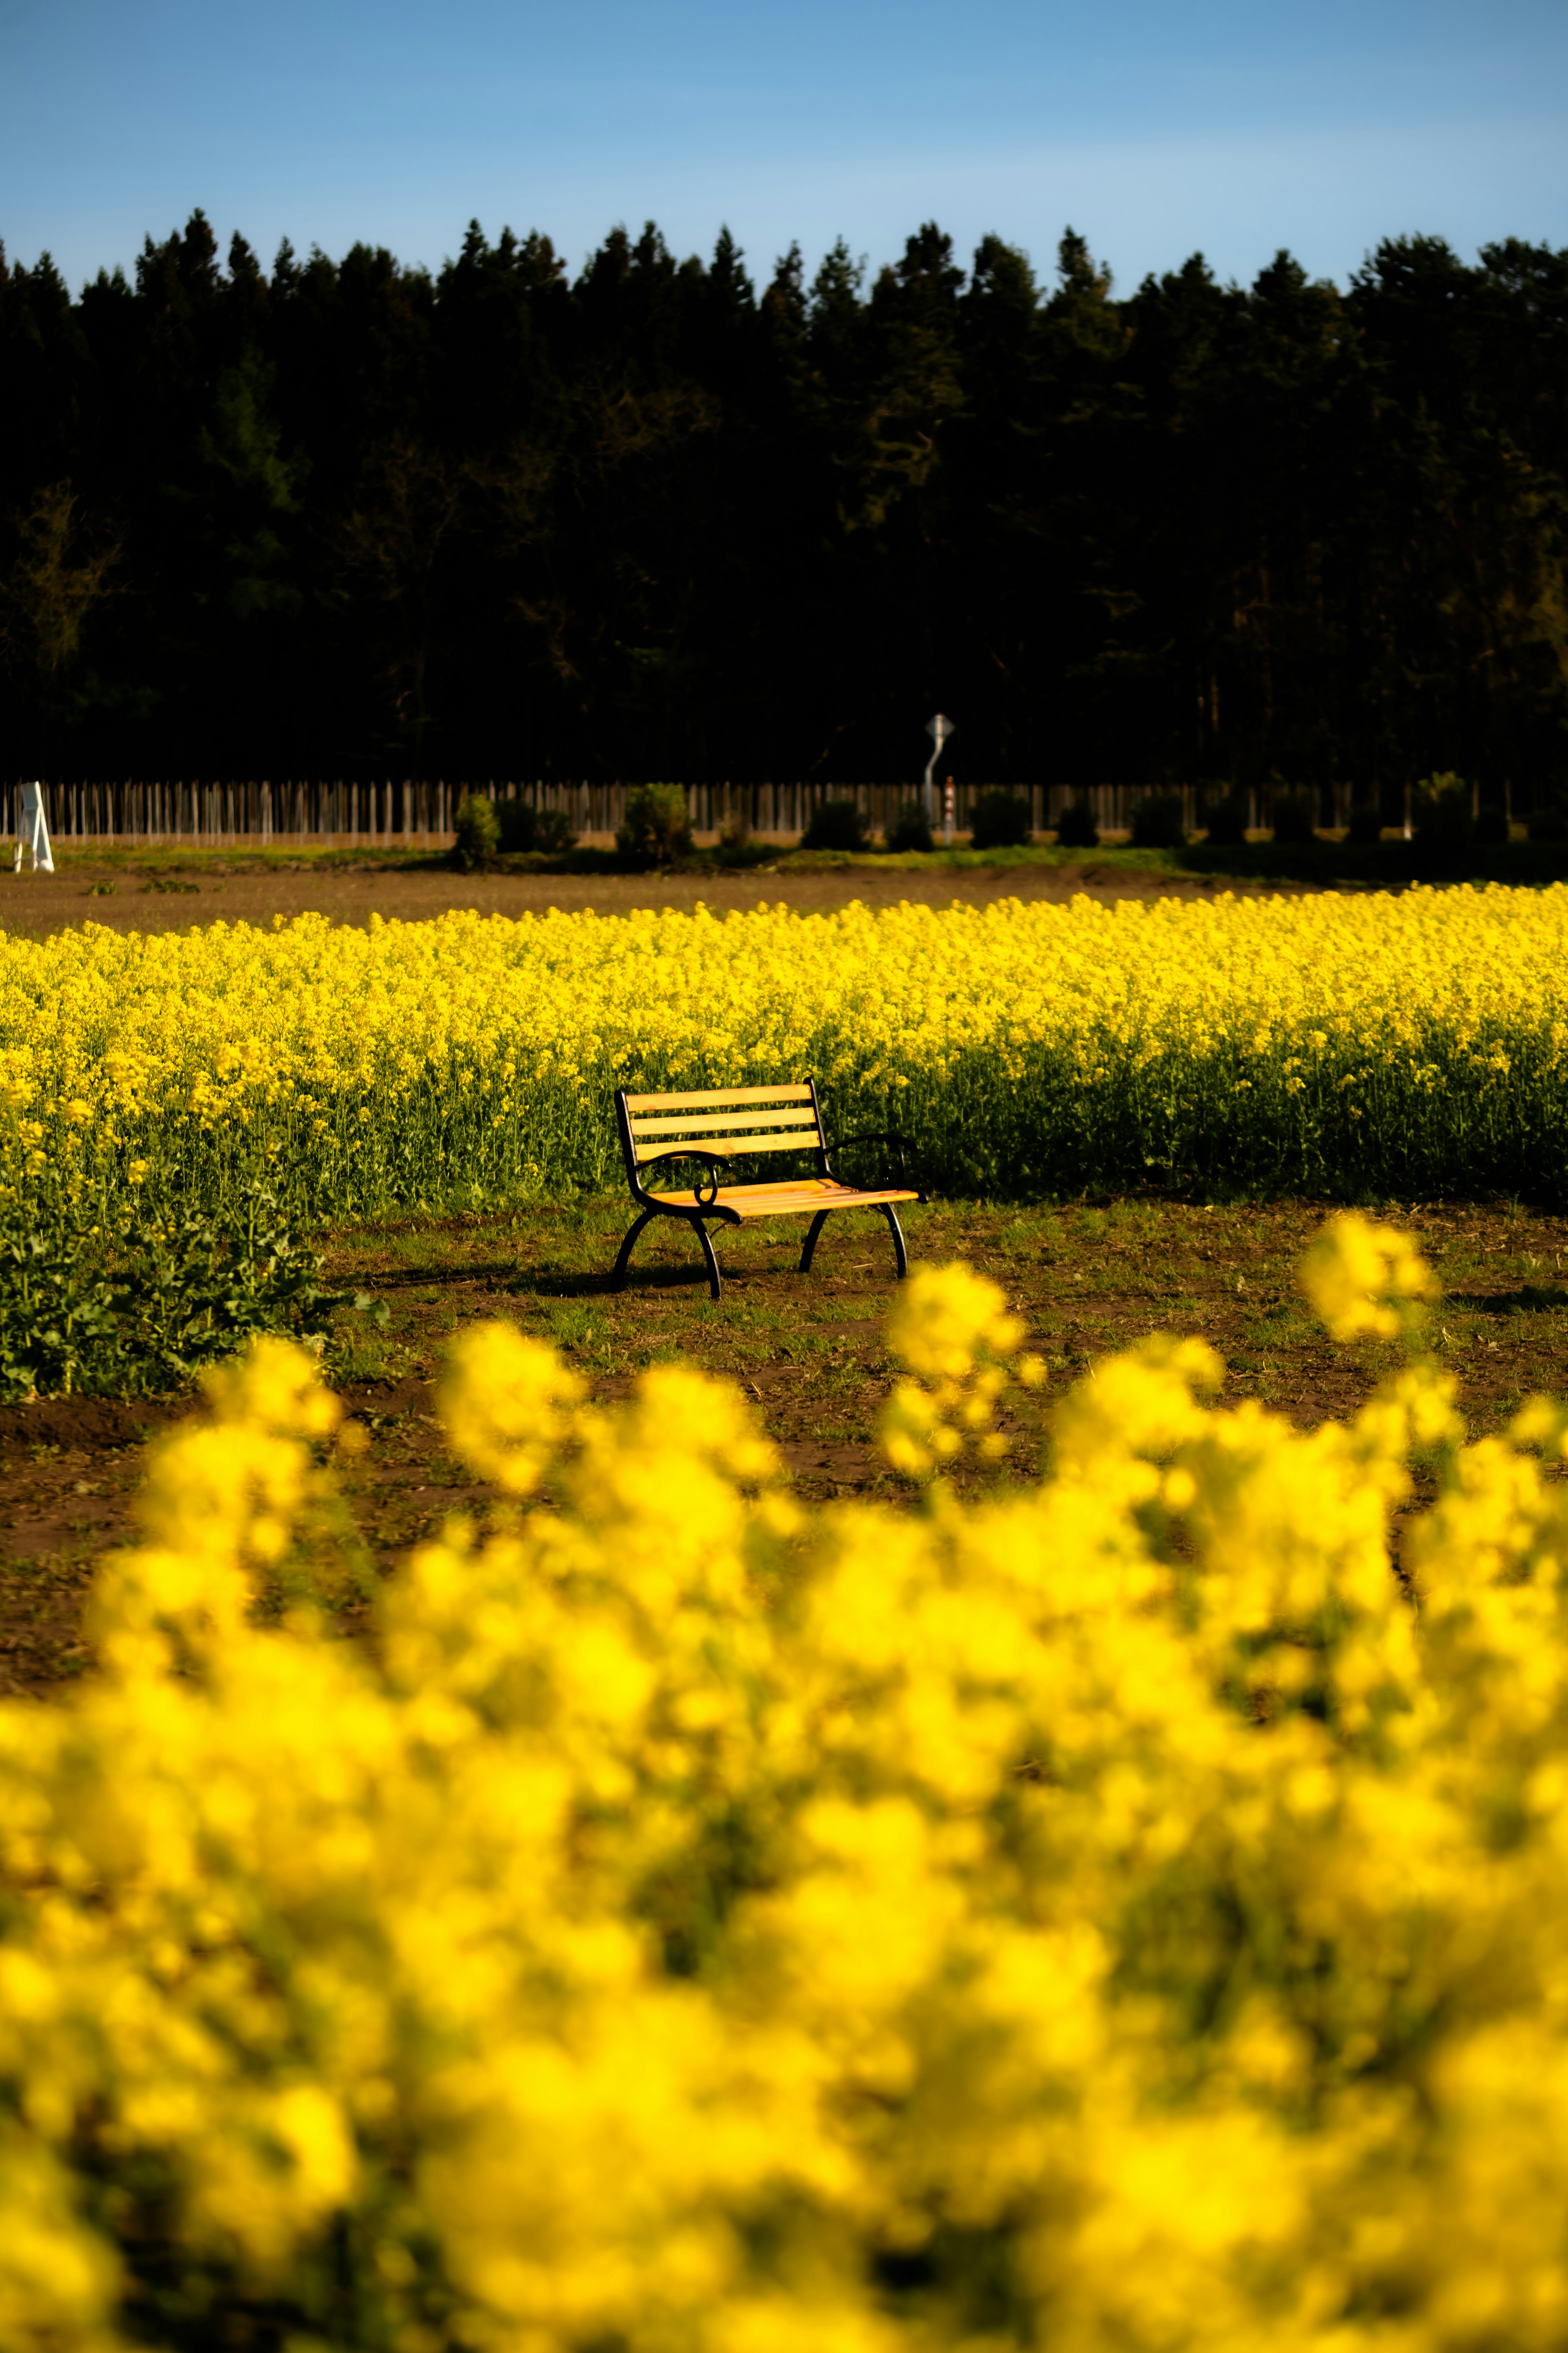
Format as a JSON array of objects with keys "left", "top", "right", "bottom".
[{"left": 2, "top": 212, "right": 1566, "bottom": 795}]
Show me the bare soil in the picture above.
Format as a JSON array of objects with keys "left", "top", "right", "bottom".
[
  {"left": 4, "top": 1195, "right": 1565, "bottom": 1698},
  {"left": 0, "top": 848, "right": 1325, "bottom": 938}
]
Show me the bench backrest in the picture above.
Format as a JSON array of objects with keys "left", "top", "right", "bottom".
[{"left": 616, "top": 1082, "right": 826, "bottom": 1187}]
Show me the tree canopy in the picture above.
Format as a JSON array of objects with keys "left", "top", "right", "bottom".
[{"left": 2, "top": 212, "right": 1565, "bottom": 793}]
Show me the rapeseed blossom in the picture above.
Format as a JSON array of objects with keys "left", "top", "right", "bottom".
[
  {"left": 5, "top": 1218, "right": 1568, "bottom": 2347},
  {"left": 3, "top": 886, "right": 1568, "bottom": 1213}
]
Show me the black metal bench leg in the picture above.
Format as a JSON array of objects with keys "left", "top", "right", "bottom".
[
  {"left": 695, "top": 1218, "right": 724, "bottom": 1301},
  {"left": 880, "top": 1204, "right": 909, "bottom": 1280},
  {"left": 800, "top": 1209, "right": 831, "bottom": 1274},
  {"left": 612, "top": 1207, "right": 656, "bottom": 1289}
]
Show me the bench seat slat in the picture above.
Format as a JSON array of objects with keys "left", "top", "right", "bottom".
[
  {"left": 648, "top": 1180, "right": 918, "bottom": 1213},
  {"left": 721, "top": 1188, "right": 916, "bottom": 1215},
  {"left": 623, "top": 1084, "right": 813, "bottom": 1112},
  {"left": 630, "top": 1106, "right": 825, "bottom": 1138},
  {"left": 639, "top": 1131, "right": 823, "bottom": 1159},
  {"left": 682, "top": 1179, "right": 882, "bottom": 1200}
]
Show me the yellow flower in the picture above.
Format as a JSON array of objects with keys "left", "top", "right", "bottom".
[
  {"left": 7, "top": 1222, "right": 1568, "bottom": 2347},
  {"left": 1301, "top": 1209, "right": 1439, "bottom": 1341},
  {"left": 1, "top": 884, "right": 1564, "bottom": 1213}
]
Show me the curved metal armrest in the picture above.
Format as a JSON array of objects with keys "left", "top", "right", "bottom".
[
  {"left": 635, "top": 1146, "right": 734, "bottom": 1210},
  {"left": 824, "top": 1129, "right": 926, "bottom": 1196}
]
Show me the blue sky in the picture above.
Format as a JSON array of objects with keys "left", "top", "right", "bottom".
[{"left": 4, "top": 0, "right": 1565, "bottom": 296}]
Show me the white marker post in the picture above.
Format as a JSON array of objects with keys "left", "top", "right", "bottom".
[
  {"left": 924, "top": 714, "right": 954, "bottom": 832},
  {"left": 13, "top": 782, "right": 53, "bottom": 874},
  {"left": 943, "top": 775, "right": 955, "bottom": 846}
]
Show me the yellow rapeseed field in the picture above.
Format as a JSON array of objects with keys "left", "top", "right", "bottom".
[
  {"left": 6, "top": 1218, "right": 1568, "bottom": 2350},
  {"left": 1, "top": 883, "right": 1564, "bottom": 1210}
]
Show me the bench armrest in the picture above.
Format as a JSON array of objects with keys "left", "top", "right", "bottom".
[
  {"left": 635, "top": 1146, "right": 734, "bottom": 1209},
  {"left": 823, "top": 1129, "right": 927, "bottom": 1197}
]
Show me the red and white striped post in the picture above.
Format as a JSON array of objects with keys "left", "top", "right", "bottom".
[{"left": 924, "top": 713, "right": 955, "bottom": 830}]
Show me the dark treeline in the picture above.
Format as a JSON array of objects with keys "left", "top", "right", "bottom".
[{"left": 2, "top": 211, "right": 1566, "bottom": 795}]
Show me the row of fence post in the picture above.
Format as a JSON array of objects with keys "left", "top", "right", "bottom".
[
  {"left": 0, "top": 778, "right": 1502, "bottom": 847},
  {"left": 0, "top": 778, "right": 457, "bottom": 847}
]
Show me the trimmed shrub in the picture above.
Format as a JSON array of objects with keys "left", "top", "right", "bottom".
[
  {"left": 885, "top": 801, "right": 934, "bottom": 854},
  {"left": 1053, "top": 799, "right": 1100, "bottom": 849},
  {"left": 1270, "top": 791, "right": 1319, "bottom": 845},
  {"left": 496, "top": 797, "right": 532, "bottom": 854},
  {"left": 452, "top": 790, "right": 501, "bottom": 871},
  {"left": 1129, "top": 791, "right": 1187, "bottom": 849},
  {"left": 1200, "top": 794, "right": 1247, "bottom": 846},
  {"left": 969, "top": 790, "right": 1033, "bottom": 850},
  {"left": 616, "top": 783, "right": 693, "bottom": 866},
  {"left": 1474, "top": 803, "right": 1510, "bottom": 847},
  {"left": 800, "top": 797, "right": 869, "bottom": 852},
  {"left": 497, "top": 799, "right": 577, "bottom": 855},
  {"left": 1413, "top": 772, "right": 1473, "bottom": 849}
]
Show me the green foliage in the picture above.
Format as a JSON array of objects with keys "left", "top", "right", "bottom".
[
  {"left": 0, "top": 1216, "right": 121, "bottom": 1400},
  {"left": 1474, "top": 802, "right": 1510, "bottom": 846},
  {"left": 452, "top": 790, "right": 501, "bottom": 870},
  {"left": 1199, "top": 793, "right": 1247, "bottom": 845},
  {"left": 0, "top": 1183, "right": 379, "bottom": 1400},
  {"left": 1129, "top": 791, "right": 1187, "bottom": 849},
  {"left": 968, "top": 789, "right": 1032, "bottom": 849},
  {"left": 884, "top": 800, "right": 934, "bottom": 852},
  {"left": 615, "top": 782, "right": 693, "bottom": 866},
  {"left": 3, "top": 215, "right": 1567, "bottom": 796},
  {"left": 0, "top": 480, "right": 121, "bottom": 682},
  {"left": 714, "top": 817, "right": 776, "bottom": 868},
  {"left": 1053, "top": 799, "right": 1100, "bottom": 848},
  {"left": 496, "top": 798, "right": 576, "bottom": 854},
  {"left": 799, "top": 797, "right": 869, "bottom": 851},
  {"left": 1269, "top": 790, "right": 1319, "bottom": 845},
  {"left": 1414, "top": 771, "right": 1474, "bottom": 847},
  {"left": 535, "top": 807, "right": 577, "bottom": 854},
  {"left": 1348, "top": 798, "right": 1385, "bottom": 844}
]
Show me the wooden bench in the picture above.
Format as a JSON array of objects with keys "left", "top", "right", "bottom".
[{"left": 612, "top": 1080, "right": 925, "bottom": 1301}]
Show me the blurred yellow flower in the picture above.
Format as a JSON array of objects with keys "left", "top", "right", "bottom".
[{"left": 8, "top": 1222, "right": 1568, "bottom": 2348}]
